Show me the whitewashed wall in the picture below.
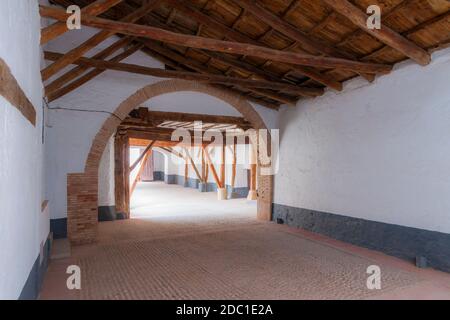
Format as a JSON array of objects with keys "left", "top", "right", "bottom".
[
  {"left": 45, "top": 27, "right": 278, "bottom": 220},
  {"left": 0, "top": 1, "right": 45, "bottom": 299},
  {"left": 98, "top": 137, "right": 115, "bottom": 207},
  {"left": 275, "top": 48, "right": 450, "bottom": 234}
]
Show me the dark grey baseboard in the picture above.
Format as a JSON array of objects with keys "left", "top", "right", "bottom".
[
  {"left": 161, "top": 173, "right": 248, "bottom": 199},
  {"left": 272, "top": 203, "right": 450, "bottom": 273},
  {"left": 50, "top": 218, "right": 67, "bottom": 239},
  {"left": 153, "top": 171, "right": 164, "bottom": 181},
  {"left": 19, "top": 235, "right": 51, "bottom": 300},
  {"left": 98, "top": 206, "right": 116, "bottom": 222}
]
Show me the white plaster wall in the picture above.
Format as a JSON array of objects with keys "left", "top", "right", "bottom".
[
  {"left": 98, "top": 137, "right": 115, "bottom": 207},
  {"left": 153, "top": 150, "right": 165, "bottom": 172},
  {"left": 45, "top": 27, "right": 278, "bottom": 219},
  {"left": 0, "top": 1, "right": 45, "bottom": 299},
  {"left": 275, "top": 48, "right": 450, "bottom": 234}
]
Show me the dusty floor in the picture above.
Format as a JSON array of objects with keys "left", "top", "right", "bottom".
[{"left": 40, "top": 182, "right": 450, "bottom": 300}]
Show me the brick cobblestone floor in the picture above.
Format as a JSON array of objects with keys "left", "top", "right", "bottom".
[{"left": 40, "top": 182, "right": 450, "bottom": 300}]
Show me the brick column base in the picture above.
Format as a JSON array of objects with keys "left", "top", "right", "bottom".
[{"left": 67, "top": 173, "right": 99, "bottom": 245}]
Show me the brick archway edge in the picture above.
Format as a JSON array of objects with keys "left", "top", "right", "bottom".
[{"left": 67, "top": 80, "right": 273, "bottom": 245}]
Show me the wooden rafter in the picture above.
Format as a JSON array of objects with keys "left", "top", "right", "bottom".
[
  {"left": 155, "top": 0, "right": 345, "bottom": 90},
  {"left": 41, "top": 0, "right": 162, "bottom": 81},
  {"left": 321, "top": 0, "right": 431, "bottom": 65},
  {"left": 44, "top": 51, "right": 325, "bottom": 96},
  {"left": 233, "top": 0, "right": 374, "bottom": 82},
  {"left": 40, "top": 5, "right": 392, "bottom": 74},
  {"left": 45, "top": 37, "right": 132, "bottom": 96},
  {"left": 47, "top": 44, "right": 142, "bottom": 102},
  {"left": 41, "top": 0, "right": 123, "bottom": 44}
]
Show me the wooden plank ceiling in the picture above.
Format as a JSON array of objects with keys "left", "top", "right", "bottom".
[{"left": 41, "top": 0, "right": 450, "bottom": 110}]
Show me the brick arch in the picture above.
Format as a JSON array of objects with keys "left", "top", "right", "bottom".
[{"left": 67, "top": 80, "right": 273, "bottom": 245}]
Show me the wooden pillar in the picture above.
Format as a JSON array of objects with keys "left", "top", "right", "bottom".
[
  {"left": 184, "top": 157, "right": 189, "bottom": 186},
  {"left": 201, "top": 147, "right": 206, "bottom": 183},
  {"left": 114, "top": 133, "right": 130, "bottom": 218},
  {"left": 218, "top": 143, "right": 227, "bottom": 200},
  {"left": 247, "top": 142, "right": 257, "bottom": 201},
  {"left": 230, "top": 141, "right": 237, "bottom": 197}
]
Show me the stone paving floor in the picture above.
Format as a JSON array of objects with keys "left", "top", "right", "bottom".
[{"left": 40, "top": 182, "right": 450, "bottom": 300}]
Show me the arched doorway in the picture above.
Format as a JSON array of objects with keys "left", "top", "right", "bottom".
[{"left": 67, "top": 80, "right": 273, "bottom": 245}]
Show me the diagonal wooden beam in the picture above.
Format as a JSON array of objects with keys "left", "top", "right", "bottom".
[
  {"left": 130, "top": 140, "right": 155, "bottom": 171},
  {"left": 159, "top": 0, "right": 344, "bottom": 90},
  {"left": 203, "top": 146, "right": 222, "bottom": 189},
  {"left": 183, "top": 148, "right": 203, "bottom": 182},
  {"left": 39, "top": 5, "right": 392, "bottom": 74},
  {"left": 0, "top": 58, "right": 36, "bottom": 126},
  {"left": 321, "top": 0, "right": 431, "bottom": 65},
  {"left": 131, "top": 14, "right": 301, "bottom": 103},
  {"left": 233, "top": 0, "right": 374, "bottom": 82},
  {"left": 40, "top": 0, "right": 162, "bottom": 81},
  {"left": 141, "top": 41, "right": 301, "bottom": 103},
  {"left": 141, "top": 46, "right": 281, "bottom": 109},
  {"left": 45, "top": 37, "right": 132, "bottom": 96},
  {"left": 44, "top": 51, "right": 325, "bottom": 96},
  {"left": 41, "top": 0, "right": 123, "bottom": 44},
  {"left": 47, "top": 43, "right": 142, "bottom": 102}
]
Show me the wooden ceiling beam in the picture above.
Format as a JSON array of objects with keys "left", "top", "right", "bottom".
[
  {"left": 141, "top": 41, "right": 300, "bottom": 103},
  {"left": 129, "top": 12, "right": 300, "bottom": 104},
  {"left": 233, "top": 0, "right": 374, "bottom": 82},
  {"left": 142, "top": 46, "right": 281, "bottom": 109},
  {"left": 42, "top": 0, "right": 123, "bottom": 44},
  {"left": 45, "top": 37, "right": 132, "bottom": 96},
  {"left": 40, "top": 0, "right": 162, "bottom": 81},
  {"left": 321, "top": 0, "right": 431, "bottom": 65},
  {"left": 47, "top": 44, "right": 142, "bottom": 102},
  {"left": 40, "top": 5, "right": 392, "bottom": 74},
  {"left": 128, "top": 110, "right": 253, "bottom": 128},
  {"left": 44, "top": 51, "right": 324, "bottom": 96},
  {"left": 161, "top": 0, "right": 343, "bottom": 90}
]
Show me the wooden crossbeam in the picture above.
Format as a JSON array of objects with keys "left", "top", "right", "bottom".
[
  {"left": 44, "top": 51, "right": 325, "bottom": 96},
  {"left": 39, "top": 5, "right": 392, "bottom": 74},
  {"left": 40, "top": 1, "right": 162, "bottom": 81},
  {"left": 41, "top": 0, "right": 123, "bottom": 44},
  {"left": 129, "top": 110, "right": 253, "bottom": 129},
  {"left": 321, "top": 0, "right": 431, "bottom": 65}
]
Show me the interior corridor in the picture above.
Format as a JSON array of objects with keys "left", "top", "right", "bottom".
[{"left": 40, "top": 182, "right": 450, "bottom": 300}]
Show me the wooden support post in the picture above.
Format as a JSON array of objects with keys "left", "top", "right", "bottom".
[
  {"left": 114, "top": 134, "right": 130, "bottom": 218},
  {"left": 184, "top": 158, "right": 189, "bottom": 187},
  {"left": 230, "top": 141, "right": 237, "bottom": 198},
  {"left": 220, "top": 143, "right": 226, "bottom": 188},
  {"left": 248, "top": 143, "right": 257, "bottom": 201}
]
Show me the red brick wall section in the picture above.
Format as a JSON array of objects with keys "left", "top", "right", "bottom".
[{"left": 67, "top": 80, "right": 274, "bottom": 245}]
